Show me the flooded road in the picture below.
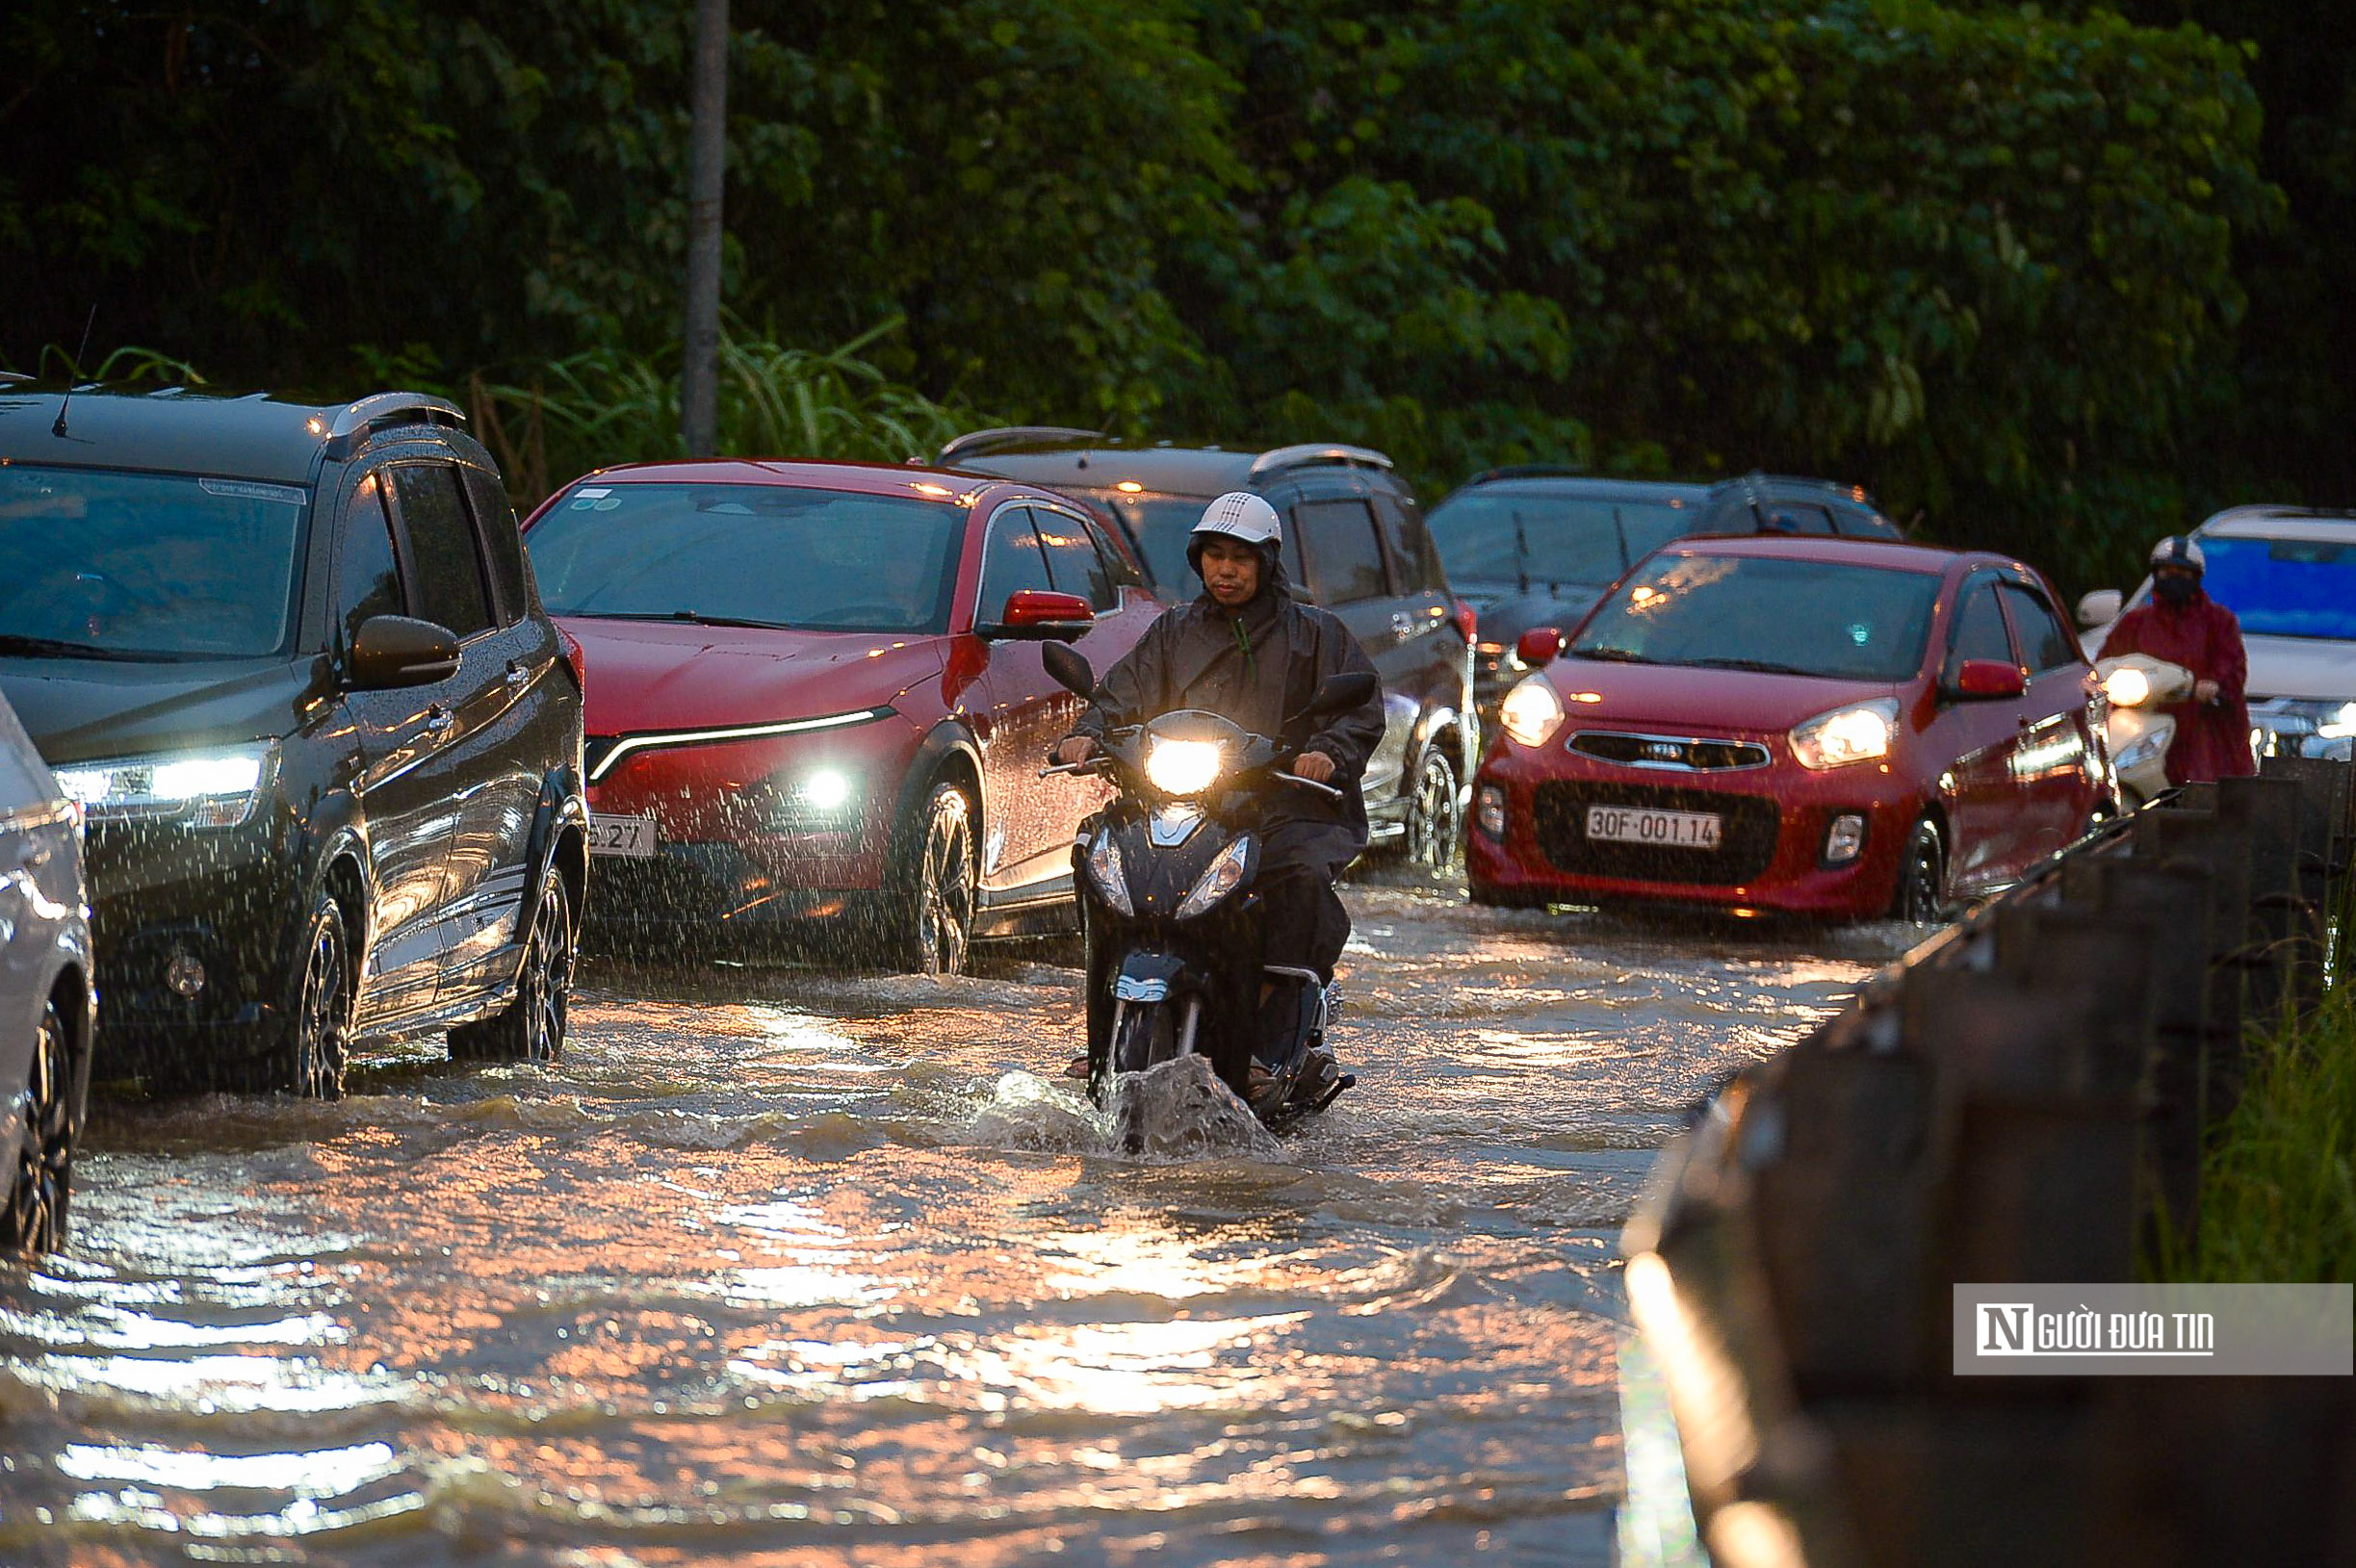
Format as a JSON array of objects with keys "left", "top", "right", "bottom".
[{"left": 1, "top": 884, "right": 1903, "bottom": 1566}]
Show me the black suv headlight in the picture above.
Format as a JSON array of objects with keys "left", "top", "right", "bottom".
[{"left": 54, "top": 740, "right": 279, "bottom": 829}]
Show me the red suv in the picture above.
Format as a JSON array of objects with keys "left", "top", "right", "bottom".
[
  {"left": 1467, "top": 535, "right": 2109, "bottom": 920},
  {"left": 522, "top": 460, "right": 1160, "bottom": 971}
]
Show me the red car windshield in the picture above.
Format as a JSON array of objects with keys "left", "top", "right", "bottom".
[
  {"left": 528, "top": 483, "right": 967, "bottom": 633},
  {"left": 1570, "top": 553, "right": 1940, "bottom": 682}
]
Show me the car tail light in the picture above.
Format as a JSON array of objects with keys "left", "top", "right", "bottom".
[
  {"left": 1454, "top": 598, "right": 1479, "bottom": 644},
  {"left": 556, "top": 625, "right": 587, "bottom": 690}
]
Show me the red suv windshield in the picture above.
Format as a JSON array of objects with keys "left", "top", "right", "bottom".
[
  {"left": 529, "top": 483, "right": 968, "bottom": 633},
  {"left": 1570, "top": 553, "right": 1941, "bottom": 681}
]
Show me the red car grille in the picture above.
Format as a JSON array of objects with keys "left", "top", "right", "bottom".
[{"left": 1533, "top": 781, "right": 1781, "bottom": 887}]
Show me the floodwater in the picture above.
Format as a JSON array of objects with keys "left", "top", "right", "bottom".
[{"left": 0, "top": 883, "right": 1902, "bottom": 1566}]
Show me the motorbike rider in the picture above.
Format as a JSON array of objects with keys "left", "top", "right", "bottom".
[
  {"left": 2096, "top": 535, "right": 2255, "bottom": 785},
  {"left": 1052, "top": 491, "right": 1386, "bottom": 1086}
]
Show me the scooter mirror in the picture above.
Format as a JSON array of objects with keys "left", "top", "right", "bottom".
[
  {"left": 1043, "top": 641, "right": 1097, "bottom": 700},
  {"left": 1301, "top": 670, "right": 1379, "bottom": 718},
  {"left": 2076, "top": 588, "right": 2123, "bottom": 629}
]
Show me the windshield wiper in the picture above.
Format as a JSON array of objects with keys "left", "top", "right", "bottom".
[
  {"left": 1688, "top": 655, "right": 1823, "bottom": 677},
  {"left": 1571, "top": 646, "right": 1657, "bottom": 664},
  {"left": 0, "top": 633, "right": 150, "bottom": 660},
  {"left": 570, "top": 609, "right": 796, "bottom": 631}
]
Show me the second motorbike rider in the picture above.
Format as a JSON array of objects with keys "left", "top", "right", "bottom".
[{"left": 1053, "top": 492, "right": 1385, "bottom": 1090}]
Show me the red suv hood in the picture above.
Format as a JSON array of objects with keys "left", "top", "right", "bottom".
[
  {"left": 1544, "top": 657, "right": 1903, "bottom": 734},
  {"left": 557, "top": 618, "right": 945, "bottom": 735}
]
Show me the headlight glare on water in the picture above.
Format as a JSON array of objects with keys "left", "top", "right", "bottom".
[
  {"left": 54, "top": 740, "right": 277, "bottom": 827},
  {"left": 1145, "top": 738, "right": 1223, "bottom": 795}
]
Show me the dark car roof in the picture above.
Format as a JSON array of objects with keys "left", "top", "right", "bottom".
[
  {"left": 0, "top": 384, "right": 479, "bottom": 484},
  {"left": 1664, "top": 531, "right": 1988, "bottom": 576},
  {"left": 945, "top": 446, "right": 1262, "bottom": 497},
  {"left": 0, "top": 385, "right": 339, "bottom": 483},
  {"left": 1441, "top": 474, "right": 1721, "bottom": 504}
]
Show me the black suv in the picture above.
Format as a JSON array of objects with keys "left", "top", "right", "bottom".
[
  {"left": 0, "top": 386, "right": 588, "bottom": 1096},
  {"left": 940, "top": 428, "right": 1474, "bottom": 871},
  {"left": 1423, "top": 468, "right": 1903, "bottom": 716}
]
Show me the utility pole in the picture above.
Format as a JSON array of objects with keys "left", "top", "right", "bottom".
[{"left": 681, "top": 0, "right": 729, "bottom": 455}]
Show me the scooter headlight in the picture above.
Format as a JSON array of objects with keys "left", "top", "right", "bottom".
[
  {"left": 2101, "top": 666, "right": 2152, "bottom": 707},
  {"left": 1085, "top": 832, "right": 1133, "bottom": 916},
  {"left": 1175, "top": 837, "right": 1254, "bottom": 919},
  {"left": 1144, "top": 738, "right": 1224, "bottom": 796}
]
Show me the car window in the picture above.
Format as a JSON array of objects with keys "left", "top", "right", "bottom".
[
  {"left": 1834, "top": 505, "right": 1900, "bottom": 539},
  {"left": 338, "top": 473, "right": 407, "bottom": 644},
  {"left": 1033, "top": 506, "right": 1119, "bottom": 612},
  {"left": 1999, "top": 583, "right": 2081, "bottom": 673},
  {"left": 1293, "top": 498, "right": 1389, "bottom": 604},
  {"left": 1568, "top": 553, "right": 1941, "bottom": 681},
  {"left": 528, "top": 482, "right": 966, "bottom": 632},
  {"left": 980, "top": 504, "right": 1055, "bottom": 614},
  {"left": 0, "top": 463, "right": 309, "bottom": 657},
  {"left": 461, "top": 466, "right": 530, "bottom": 625},
  {"left": 390, "top": 463, "right": 495, "bottom": 639},
  {"left": 1427, "top": 491, "right": 1696, "bottom": 588},
  {"left": 1373, "top": 493, "right": 1443, "bottom": 593},
  {"left": 1946, "top": 580, "right": 2015, "bottom": 676},
  {"left": 1767, "top": 502, "right": 1838, "bottom": 536},
  {"left": 1082, "top": 516, "right": 1146, "bottom": 589},
  {"left": 2199, "top": 534, "right": 2356, "bottom": 640}
]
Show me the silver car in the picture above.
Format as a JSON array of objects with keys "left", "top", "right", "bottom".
[{"left": 0, "top": 690, "right": 94, "bottom": 1253}]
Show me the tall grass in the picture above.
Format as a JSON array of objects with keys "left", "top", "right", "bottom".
[
  {"left": 2169, "top": 859, "right": 2356, "bottom": 1282},
  {"left": 471, "top": 321, "right": 986, "bottom": 506}
]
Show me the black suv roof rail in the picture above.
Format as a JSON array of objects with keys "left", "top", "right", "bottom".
[
  {"left": 1738, "top": 470, "right": 1877, "bottom": 504},
  {"left": 937, "top": 425, "right": 1106, "bottom": 466},
  {"left": 1245, "top": 442, "right": 1393, "bottom": 480},
  {"left": 324, "top": 391, "right": 466, "bottom": 459},
  {"left": 1463, "top": 463, "right": 1589, "bottom": 486}
]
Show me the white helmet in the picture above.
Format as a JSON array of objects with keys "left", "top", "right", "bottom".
[
  {"left": 2150, "top": 534, "right": 2206, "bottom": 573},
  {"left": 1191, "top": 491, "right": 1282, "bottom": 549}
]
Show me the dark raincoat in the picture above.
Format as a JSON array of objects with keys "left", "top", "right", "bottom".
[{"left": 1067, "top": 565, "right": 1385, "bottom": 984}]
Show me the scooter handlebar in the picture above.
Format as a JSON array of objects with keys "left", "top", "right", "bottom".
[{"left": 1275, "top": 771, "right": 1346, "bottom": 800}]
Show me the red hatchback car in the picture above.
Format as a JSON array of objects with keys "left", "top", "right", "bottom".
[
  {"left": 521, "top": 460, "right": 1159, "bottom": 970},
  {"left": 1467, "top": 535, "right": 2110, "bottom": 920}
]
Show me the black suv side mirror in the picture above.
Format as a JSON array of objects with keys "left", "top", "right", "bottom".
[{"left": 347, "top": 615, "right": 461, "bottom": 689}]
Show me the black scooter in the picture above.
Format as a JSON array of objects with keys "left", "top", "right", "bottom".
[{"left": 1039, "top": 642, "right": 1376, "bottom": 1138}]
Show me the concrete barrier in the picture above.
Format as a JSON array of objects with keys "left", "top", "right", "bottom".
[{"left": 1619, "top": 755, "right": 2356, "bottom": 1568}]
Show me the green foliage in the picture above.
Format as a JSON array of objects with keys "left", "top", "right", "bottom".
[
  {"left": 470, "top": 322, "right": 982, "bottom": 504},
  {"left": 2168, "top": 969, "right": 2356, "bottom": 1284},
  {"left": 2, "top": 0, "right": 2321, "bottom": 591}
]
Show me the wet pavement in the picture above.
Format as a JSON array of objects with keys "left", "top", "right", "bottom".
[{"left": 0, "top": 880, "right": 1906, "bottom": 1566}]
